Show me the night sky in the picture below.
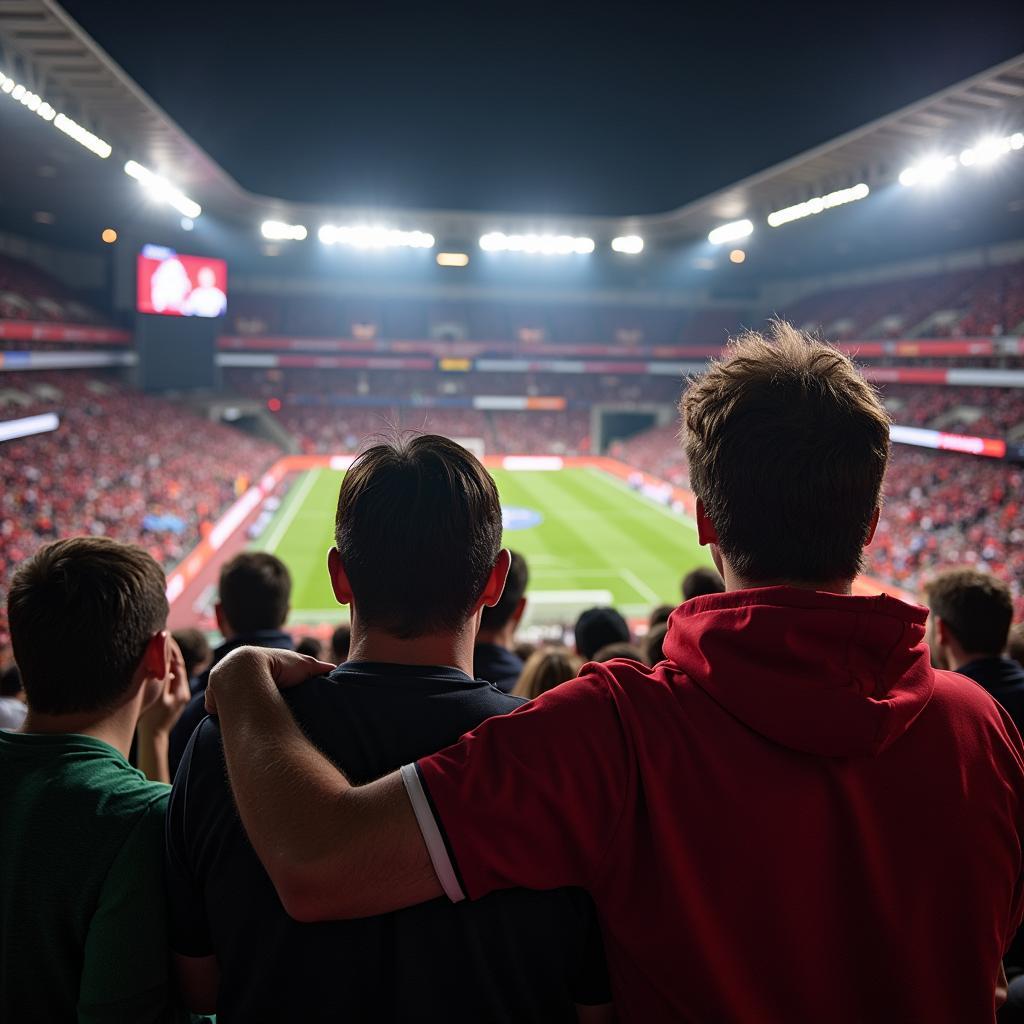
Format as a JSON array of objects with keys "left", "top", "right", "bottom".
[{"left": 61, "top": 1, "right": 1024, "bottom": 216}]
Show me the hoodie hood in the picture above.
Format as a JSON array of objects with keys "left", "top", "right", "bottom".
[{"left": 663, "top": 587, "right": 935, "bottom": 758}]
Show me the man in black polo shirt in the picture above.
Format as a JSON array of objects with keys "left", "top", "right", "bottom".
[
  {"left": 168, "top": 551, "right": 292, "bottom": 777},
  {"left": 473, "top": 549, "right": 529, "bottom": 692},
  {"left": 166, "top": 435, "right": 611, "bottom": 1022}
]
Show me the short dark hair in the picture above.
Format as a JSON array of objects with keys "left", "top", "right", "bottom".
[
  {"left": 0, "top": 663, "right": 22, "bottom": 698},
  {"left": 648, "top": 604, "right": 674, "bottom": 628},
  {"left": 331, "top": 624, "right": 351, "bottom": 663},
  {"left": 925, "top": 570, "right": 1014, "bottom": 657},
  {"left": 575, "top": 607, "right": 630, "bottom": 661},
  {"left": 681, "top": 567, "right": 725, "bottom": 601},
  {"left": 172, "top": 627, "right": 211, "bottom": 679},
  {"left": 296, "top": 636, "right": 322, "bottom": 658},
  {"left": 682, "top": 321, "right": 890, "bottom": 584},
  {"left": 480, "top": 551, "right": 529, "bottom": 631},
  {"left": 644, "top": 622, "right": 669, "bottom": 666},
  {"left": 593, "top": 641, "right": 646, "bottom": 665},
  {"left": 1009, "top": 623, "right": 1024, "bottom": 666},
  {"left": 219, "top": 552, "right": 291, "bottom": 634},
  {"left": 8, "top": 537, "right": 168, "bottom": 715},
  {"left": 335, "top": 434, "right": 503, "bottom": 639}
]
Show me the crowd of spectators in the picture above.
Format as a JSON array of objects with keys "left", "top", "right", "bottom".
[{"left": 0, "top": 253, "right": 106, "bottom": 325}]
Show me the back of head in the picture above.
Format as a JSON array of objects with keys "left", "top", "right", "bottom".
[
  {"left": 648, "top": 603, "right": 674, "bottom": 629},
  {"left": 336, "top": 434, "right": 503, "bottom": 638},
  {"left": 172, "top": 627, "right": 211, "bottom": 679},
  {"left": 479, "top": 551, "right": 529, "bottom": 633},
  {"left": 681, "top": 567, "right": 725, "bottom": 601},
  {"left": 296, "top": 636, "right": 323, "bottom": 658},
  {"left": 1009, "top": 623, "right": 1024, "bottom": 667},
  {"left": 574, "top": 606, "right": 630, "bottom": 660},
  {"left": 219, "top": 552, "right": 291, "bottom": 635},
  {"left": 593, "top": 641, "right": 647, "bottom": 665},
  {"left": 0, "top": 663, "right": 22, "bottom": 698},
  {"left": 682, "top": 322, "right": 890, "bottom": 585},
  {"left": 925, "top": 569, "right": 1013, "bottom": 658},
  {"left": 8, "top": 537, "right": 168, "bottom": 715},
  {"left": 331, "top": 623, "right": 352, "bottom": 663},
  {"left": 644, "top": 622, "right": 669, "bottom": 666},
  {"left": 513, "top": 645, "right": 583, "bottom": 700}
]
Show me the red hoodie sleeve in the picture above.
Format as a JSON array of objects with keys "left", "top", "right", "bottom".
[{"left": 407, "top": 669, "right": 633, "bottom": 901}]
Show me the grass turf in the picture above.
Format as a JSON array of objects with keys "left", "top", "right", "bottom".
[{"left": 255, "top": 467, "right": 714, "bottom": 625}]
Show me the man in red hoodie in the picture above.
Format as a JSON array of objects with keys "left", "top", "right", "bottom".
[{"left": 207, "top": 323, "right": 1024, "bottom": 1023}]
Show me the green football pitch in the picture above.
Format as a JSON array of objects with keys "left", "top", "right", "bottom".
[{"left": 254, "top": 467, "right": 714, "bottom": 625}]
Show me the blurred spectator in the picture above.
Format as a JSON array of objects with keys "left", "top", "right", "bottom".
[
  {"left": 648, "top": 603, "right": 674, "bottom": 628},
  {"left": 0, "top": 663, "right": 26, "bottom": 731},
  {"left": 575, "top": 606, "right": 630, "bottom": 661},
  {"left": 0, "top": 537, "right": 189, "bottom": 1022},
  {"left": 682, "top": 566, "right": 726, "bottom": 601},
  {"left": 296, "top": 637, "right": 323, "bottom": 659},
  {"left": 593, "top": 641, "right": 647, "bottom": 665},
  {"left": 925, "top": 569, "right": 1024, "bottom": 733},
  {"left": 166, "top": 435, "right": 610, "bottom": 1020},
  {"left": 172, "top": 628, "right": 213, "bottom": 693},
  {"left": 513, "top": 646, "right": 583, "bottom": 700},
  {"left": 1010, "top": 624, "right": 1024, "bottom": 667},
  {"left": 644, "top": 623, "right": 669, "bottom": 666},
  {"left": 514, "top": 640, "right": 537, "bottom": 663},
  {"left": 331, "top": 623, "right": 351, "bottom": 664},
  {"left": 169, "top": 552, "right": 293, "bottom": 776},
  {"left": 474, "top": 550, "right": 529, "bottom": 692}
]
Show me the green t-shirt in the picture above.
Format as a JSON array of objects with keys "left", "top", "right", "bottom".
[{"left": 0, "top": 730, "right": 180, "bottom": 1023}]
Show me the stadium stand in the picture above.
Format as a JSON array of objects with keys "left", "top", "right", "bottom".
[{"left": 0, "top": 253, "right": 106, "bottom": 326}]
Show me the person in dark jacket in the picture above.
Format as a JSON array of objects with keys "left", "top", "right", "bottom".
[
  {"left": 473, "top": 550, "right": 529, "bottom": 692},
  {"left": 168, "top": 552, "right": 292, "bottom": 776}
]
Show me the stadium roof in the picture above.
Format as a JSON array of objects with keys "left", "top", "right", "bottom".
[{"left": 1, "top": 0, "right": 1023, "bottom": 246}]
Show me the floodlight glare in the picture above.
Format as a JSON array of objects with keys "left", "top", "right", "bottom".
[
  {"left": 960, "top": 132, "right": 1021, "bottom": 166},
  {"left": 767, "top": 183, "right": 870, "bottom": 227},
  {"left": 478, "top": 231, "right": 595, "bottom": 255},
  {"left": 261, "top": 220, "right": 308, "bottom": 241},
  {"left": 124, "top": 160, "right": 201, "bottom": 219},
  {"left": 437, "top": 252, "right": 470, "bottom": 267},
  {"left": 611, "top": 235, "right": 645, "bottom": 254},
  {"left": 0, "top": 69, "right": 110, "bottom": 156},
  {"left": 898, "top": 154, "right": 956, "bottom": 187},
  {"left": 318, "top": 224, "right": 435, "bottom": 249},
  {"left": 707, "top": 219, "right": 753, "bottom": 245}
]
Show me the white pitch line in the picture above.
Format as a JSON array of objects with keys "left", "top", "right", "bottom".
[
  {"left": 619, "top": 568, "right": 660, "bottom": 603},
  {"left": 583, "top": 467, "right": 699, "bottom": 532},
  {"left": 263, "top": 470, "right": 320, "bottom": 553}
]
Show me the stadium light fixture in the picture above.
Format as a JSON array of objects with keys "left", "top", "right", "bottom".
[
  {"left": 898, "top": 154, "right": 956, "bottom": 188},
  {"left": 261, "top": 220, "right": 307, "bottom": 241},
  {"left": 479, "top": 232, "right": 595, "bottom": 255},
  {"left": 0, "top": 68, "right": 110, "bottom": 158},
  {"left": 611, "top": 235, "right": 644, "bottom": 255},
  {"left": 729, "top": 248, "right": 746, "bottom": 264},
  {"left": 101, "top": 228, "right": 117, "bottom": 244},
  {"left": 437, "top": 252, "right": 470, "bottom": 267},
  {"left": 960, "top": 131, "right": 1024, "bottom": 167},
  {"left": 318, "top": 224, "right": 435, "bottom": 249},
  {"left": 707, "top": 219, "right": 753, "bottom": 246},
  {"left": 767, "top": 183, "right": 870, "bottom": 227},
  {"left": 124, "top": 160, "right": 201, "bottom": 220}
]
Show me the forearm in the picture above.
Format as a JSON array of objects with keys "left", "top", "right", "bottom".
[
  {"left": 136, "top": 728, "right": 171, "bottom": 784},
  {"left": 214, "top": 651, "right": 439, "bottom": 919}
]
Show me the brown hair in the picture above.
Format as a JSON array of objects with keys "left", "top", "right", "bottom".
[
  {"left": 513, "top": 645, "right": 583, "bottom": 700},
  {"left": 218, "top": 551, "right": 291, "bottom": 634},
  {"left": 924, "top": 569, "right": 1014, "bottom": 657},
  {"left": 681, "top": 321, "right": 890, "bottom": 584},
  {"left": 8, "top": 537, "right": 168, "bottom": 714},
  {"left": 335, "top": 434, "right": 503, "bottom": 638}
]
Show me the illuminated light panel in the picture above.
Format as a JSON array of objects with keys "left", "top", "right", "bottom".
[
  {"left": 124, "top": 160, "right": 201, "bottom": 219},
  {"left": 437, "top": 251, "right": 470, "bottom": 267},
  {"left": 960, "top": 131, "right": 1023, "bottom": 166},
  {"left": 101, "top": 228, "right": 118, "bottom": 244},
  {"left": 318, "top": 224, "right": 435, "bottom": 249},
  {"left": 0, "top": 69, "right": 106, "bottom": 153},
  {"left": 479, "top": 231, "right": 595, "bottom": 255},
  {"left": 261, "top": 219, "right": 307, "bottom": 241},
  {"left": 729, "top": 248, "right": 746, "bottom": 264},
  {"left": 767, "top": 183, "right": 870, "bottom": 227},
  {"left": 707, "top": 219, "right": 753, "bottom": 245},
  {"left": 611, "top": 234, "right": 644, "bottom": 254},
  {"left": 898, "top": 154, "right": 956, "bottom": 187}
]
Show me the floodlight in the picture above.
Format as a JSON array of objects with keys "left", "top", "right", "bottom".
[
  {"left": 478, "top": 231, "right": 594, "bottom": 255},
  {"left": 437, "top": 252, "right": 470, "bottom": 267},
  {"left": 611, "top": 235, "right": 644, "bottom": 254},
  {"left": 707, "top": 219, "right": 753, "bottom": 245},
  {"left": 261, "top": 220, "right": 308, "bottom": 241},
  {"left": 898, "top": 155, "right": 956, "bottom": 187},
  {"left": 124, "top": 160, "right": 201, "bottom": 219},
  {"left": 318, "top": 224, "right": 434, "bottom": 249},
  {"left": 767, "top": 183, "right": 870, "bottom": 227}
]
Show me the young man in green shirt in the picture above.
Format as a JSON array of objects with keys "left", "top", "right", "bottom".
[{"left": 0, "top": 536, "right": 191, "bottom": 1022}]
